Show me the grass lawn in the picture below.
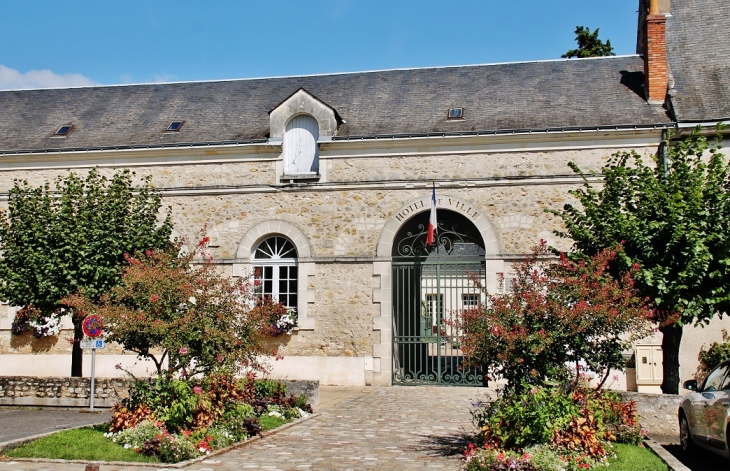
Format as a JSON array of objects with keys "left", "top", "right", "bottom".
[
  {"left": 259, "top": 414, "right": 288, "bottom": 431},
  {"left": 4, "top": 415, "right": 295, "bottom": 463},
  {"left": 4, "top": 424, "right": 159, "bottom": 463},
  {"left": 610, "top": 443, "right": 669, "bottom": 471}
]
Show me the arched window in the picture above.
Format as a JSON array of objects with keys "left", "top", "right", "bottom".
[
  {"left": 284, "top": 114, "right": 319, "bottom": 175},
  {"left": 252, "top": 236, "right": 298, "bottom": 310}
]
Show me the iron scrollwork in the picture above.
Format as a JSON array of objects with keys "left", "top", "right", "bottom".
[{"left": 394, "top": 222, "right": 483, "bottom": 258}]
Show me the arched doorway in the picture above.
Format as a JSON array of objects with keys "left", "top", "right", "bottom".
[{"left": 392, "top": 209, "right": 486, "bottom": 386}]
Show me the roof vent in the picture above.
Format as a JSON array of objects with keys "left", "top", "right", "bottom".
[
  {"left": 447, "top": 108, "right": 464, "bottom": 120},
  {"left": 166, "top": 121, "right": 184, "bottom": 132},
  {"left": 53, "top": 125, "right": 73, "bottom": 136}
]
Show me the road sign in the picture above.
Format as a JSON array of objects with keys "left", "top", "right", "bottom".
[
  {"left": 80, "top": 339, "right": 105, "bottom": 349},
  {"left": 82, "top": 315, "right": 103, "bottom": 338}
]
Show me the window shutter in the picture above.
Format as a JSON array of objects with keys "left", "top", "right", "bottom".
[{"left": 284, "top": 115, "right": 319, "bottom": 175}]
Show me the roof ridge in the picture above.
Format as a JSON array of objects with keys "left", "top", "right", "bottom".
[{"left": 0, "top": 55, "right": 642, "bottom": 92}]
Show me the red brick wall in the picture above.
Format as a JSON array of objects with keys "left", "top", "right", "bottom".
[{"left": 644, "top": 14, "right": 668, "bottom": 104}]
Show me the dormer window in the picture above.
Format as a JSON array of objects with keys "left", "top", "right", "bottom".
[
  {"left": 284, "top": 114, "right": 319, "bottom": 175},
  {"left": 166, "top": 121, "right": 184, "bottom": 132},
  {"left": 447, "top": 108, "right": 464, "bottom": 120},
  {"left": 54, "top": 125, "right": 73, "bottom": 136}
]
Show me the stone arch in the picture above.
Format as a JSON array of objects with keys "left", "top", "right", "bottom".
[
  {"left": 236, "top": 220, "right": 312, "bottom": 260},
  {"left": 234, "top": 220, "right": 315, "bottom": 330},
  {"left": 376, "top": 194, "right": 500, "bottom": 258},
  {"left": 369, "top": 194, "right": 501, "bottom": 386}
]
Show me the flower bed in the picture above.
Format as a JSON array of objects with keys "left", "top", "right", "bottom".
[
  {"left": 105, "top": 373, "right": 311, "bottom": 463},
  {"left": 464, "top": 384, "right": 645, "bottom": 471}
]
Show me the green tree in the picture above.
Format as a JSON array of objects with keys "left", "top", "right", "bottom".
[
  {"left": 550, "top": 129, "right": 730, "bottom": 394},
  {"left": 0, "top": 169, "right": 173, "bottom": 376},
  {"left": 562, "top": 26, "right": 615, "bottom": 58}
]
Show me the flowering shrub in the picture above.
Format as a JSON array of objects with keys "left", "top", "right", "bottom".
[
  {"left": 11, "top": 306, "right": 61, "bottom": 338},
  {"left": 464, "top": 446, "right": 536, "bottom": 471},
  {"left": 62, "top": 233, "right": 273, "bottom": 378},
  {"left": 106, "top": 421, "right": 160, "bottom": 451},
  {"left": 459, "top": 242, "right": 653, "bottom": 391},
  {"left": 157, "top": 433, "right": 200, "bottom": 463},
  {"left": 105, "top": 373, "right": 311, "bottom": 463},
  {"left": 273, "top": 307, "right": 298, "bottom": 336},
  {"left": 250, "top": 298, "right": 298, "bottom": 336},
  {"left": 468, "top": 383, "right": 642, "bottom": 469},
  {"left": 697, "top": 329, "right": 730, "bottom": 382}
]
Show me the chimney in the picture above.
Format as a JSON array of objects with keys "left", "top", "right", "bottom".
[{"left": 644, "top": 0, "right": 668, "bottom": 104}]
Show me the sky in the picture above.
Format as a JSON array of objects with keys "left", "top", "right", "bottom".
[{"left": 0, "top": 1, "right": 641, "bottom": 90}]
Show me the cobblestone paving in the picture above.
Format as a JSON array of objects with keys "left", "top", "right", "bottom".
[{"left": 1, "top": 386, "right": 493, "bottom": 471}]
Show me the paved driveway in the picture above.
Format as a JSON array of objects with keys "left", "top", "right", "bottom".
[
  {"left": 1, "top": 386, "right": 490, "bottom": 471},
  {"left": 0, "top": 409, "right": 109, "bottom": 444}
]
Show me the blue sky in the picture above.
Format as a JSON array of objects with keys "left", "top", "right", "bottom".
[{"left": 0, "top": 1, "right": 641, "bottom": 90}]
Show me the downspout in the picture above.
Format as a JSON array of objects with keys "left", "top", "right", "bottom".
[{"left": 659, "top": 128, "right": 668, "bottom": 179}]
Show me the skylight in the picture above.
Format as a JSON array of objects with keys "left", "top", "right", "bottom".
[
  {"left": 54, "top": 125, "right": 72, "bottom": 136},
  {"left": 447, "top": 108, "right": 464, "bottom": 120},
  {"left": 166, "top": 121, "right": 184, "bottom": 132}
]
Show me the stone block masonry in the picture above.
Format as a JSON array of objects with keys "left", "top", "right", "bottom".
[
  {"left": 622, "top": 391, "right": 681, "bottom": 443},
  {"left": 0, "top": 376, "right": 133, "bottom": 408},
  {"left": 0, "top": 376, "right": 321, "bottom": 411}
]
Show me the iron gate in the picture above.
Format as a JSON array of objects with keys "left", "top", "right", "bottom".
[{"left": 392, "top": 210, "right": 486, "bottom": 386}]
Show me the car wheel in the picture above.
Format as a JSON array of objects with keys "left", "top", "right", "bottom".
[{"left": 679, "top": 414, "right": 695, "bottom": 453}]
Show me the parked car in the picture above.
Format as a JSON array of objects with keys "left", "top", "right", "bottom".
[{"left": 678, "top": 359, "right": 730, "bottom": 459}]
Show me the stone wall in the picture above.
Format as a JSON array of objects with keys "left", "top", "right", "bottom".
[
  {"left": 622, "top": 391, "right": 681, "bottom": 443},
  {"left": 0, "top": 376, "right": 133, "bottom": 408},
  {"left": 0, "top": 376, "right": 320, "bottom": 411}
]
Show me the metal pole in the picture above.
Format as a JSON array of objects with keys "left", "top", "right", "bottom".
[{"left": 90, "top": 348, "right": 96, "bottom": 411}]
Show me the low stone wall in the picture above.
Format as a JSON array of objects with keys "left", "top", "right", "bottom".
[
  {"left": 280, "top": 379, "right": 320, "bottom": 412},
  {"left": 0, "top": 376, "right": 320, "bottom": 411},
  {"left": 0, "top": 376, "right": 133, "bottom": 408},
  {"left": 622, "top": 391, "right": 681, "bottom": 443}
]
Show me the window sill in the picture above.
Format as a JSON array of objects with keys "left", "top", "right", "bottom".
[{"left": 282, "top": 174, "right": 321, "bottom": 183}]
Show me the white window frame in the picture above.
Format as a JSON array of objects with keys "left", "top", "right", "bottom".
[{"left": 252, "top": 236, "right": 298, "bottom": 311}]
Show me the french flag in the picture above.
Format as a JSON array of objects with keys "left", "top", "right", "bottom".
[{"left": 426, "top": 184, "right": 437, "bottom": 246}]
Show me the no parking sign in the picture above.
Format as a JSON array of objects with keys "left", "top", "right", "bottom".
[{"left": 82, "top": 314, "right": 103, "bottom": 338}]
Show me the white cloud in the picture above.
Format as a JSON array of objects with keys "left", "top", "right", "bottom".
[
  {"left": 117, "top": 72, "right": 178, "bottom": 85},
  {"left": 0, "top": 65, "right": 98, "bottom": 90},
  {"left": 151, "top": 73, "right": 178, "bottom": 83}
]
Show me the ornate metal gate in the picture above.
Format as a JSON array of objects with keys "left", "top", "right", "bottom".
[{"left": 392, "top": 210, "right": 486, "bottom": 386}]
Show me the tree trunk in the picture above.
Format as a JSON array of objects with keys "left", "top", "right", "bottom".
[
  {"left": 71, "top": 318, "right": 83, "bottom": 377},
  {"left": 660, "top": 323, "right": 682, "bottom": 394}
]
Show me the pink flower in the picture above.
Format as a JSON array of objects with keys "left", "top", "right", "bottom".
[
  {"left": 179, "top": 347, "right": 189, "bottom": 355},
  {"left": 193, "top": 386, "right": 203, "bottom": 394},
  {"left": 115, "top": 363, "right": 122, "bottom": 370},
  {"left": 149, "top": 294, "right": 160, "bottom": 303},
  {"left": 216, "top": 353, "right": 224, "bottom": 363}
]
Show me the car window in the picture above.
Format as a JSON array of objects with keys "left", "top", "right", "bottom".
[
  {"left": 722, "top": 369, "right": 730, "bottom": 390},
  {"left": 704, "top": 365, "right": 730, "bottom": 391}
]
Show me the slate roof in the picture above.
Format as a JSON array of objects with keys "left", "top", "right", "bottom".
[
  {"left": 666, "top": 0, "right": 730, "bottom": 122},
  {"left": 0, "top": 56, "right": 670, "bottom": 154}
]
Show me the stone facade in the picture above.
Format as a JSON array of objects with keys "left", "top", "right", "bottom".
[{"left": 0, "top": 129, "right": 722, "bottom": 387}]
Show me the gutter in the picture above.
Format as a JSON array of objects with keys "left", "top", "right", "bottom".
[
  {"left": 0, "top": 123, "right": 672, "bottom": 156},
  {"left": 0, "top": 138, "right": 268, "bottom": 156},
  {"left": 331, "top": 123, "right": 673, "bottom": 142},
  {"left": 675, "top": 119, "right": 729, "bottom": 129}
]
